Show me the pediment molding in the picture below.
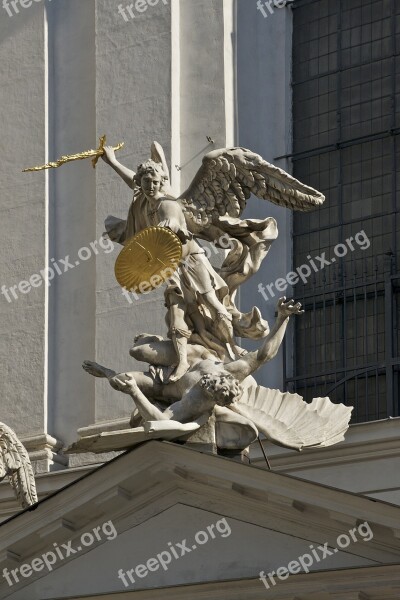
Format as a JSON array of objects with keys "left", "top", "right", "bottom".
[
  {"left": 0, "top": 441, "right": 399, "bottom": 597},
  {"left": 56, "top": 564, "right": 400, "bottom": 600}
]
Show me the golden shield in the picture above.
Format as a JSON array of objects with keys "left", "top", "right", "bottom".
[{"left": 115, "top": 226, "right": 182, "bottom": 293}]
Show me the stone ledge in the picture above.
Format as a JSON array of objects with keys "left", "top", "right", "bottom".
[
  {"left": 20, "top": 432, "right": 66, "bottom": 474},
  {"left": 76, "top": 417, "right": 131, "bottom": 438},
  {"left": 66, "top": 418, "right": 132, "bottom": 467}
]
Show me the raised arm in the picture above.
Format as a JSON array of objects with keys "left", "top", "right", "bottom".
[
  {"left": 225, "top": 298, "right": 304, "bottom": 381},
  {"left": 102, "top": 145, "right": 136, "bottom": 190}
]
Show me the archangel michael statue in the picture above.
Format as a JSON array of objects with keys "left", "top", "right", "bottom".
[{"left": 77, "top": 141, "right": 352, "bottom": 456}]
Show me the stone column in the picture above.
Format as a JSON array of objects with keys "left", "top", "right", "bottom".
[
  {"left": 46, "top": 0, "right": 97, "bottom": 450},
  {"left": 0, "top": 4, "right": 62, "bottom": 472}
]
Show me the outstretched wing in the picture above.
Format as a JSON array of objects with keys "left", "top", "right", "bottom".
[
  {"left": 232, "top": 385, "right": 352, "bottom": 451},
  {"left": 179, "top": 147, "right": 325, "bottom": 231},
  {"left": 0, "top": 422, "right": 38, "bottom": 508}
]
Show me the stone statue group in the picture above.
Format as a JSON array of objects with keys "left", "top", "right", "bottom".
[
  {"left": 0, "top": 140, "right": 354, "bottom": 509},
  {"left": 80, "top": 141, "right": 352, "bottom": 455}
]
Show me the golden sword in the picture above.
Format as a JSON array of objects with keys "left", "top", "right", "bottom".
[{"left": 22, "top": 135, "right": 124, "bottom": 172}]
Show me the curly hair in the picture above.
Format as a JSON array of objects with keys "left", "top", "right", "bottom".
[
  {"left": 200, "top": 372, "right": 241, "bottom": 407},
  {"left": 134, "top": 160, "right": 169, "bottom": 190}
]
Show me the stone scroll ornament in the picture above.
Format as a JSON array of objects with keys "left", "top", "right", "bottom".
[
  {"left": 0, "top": 422, "right": 38, "bottom": 508},
  {"left": 56, "top": 140, "right": 353, "bottom": 457}
]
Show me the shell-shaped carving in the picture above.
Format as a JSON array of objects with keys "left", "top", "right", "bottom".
[{"left": 115, "top": 226, "right": 182, "bottom": 293}]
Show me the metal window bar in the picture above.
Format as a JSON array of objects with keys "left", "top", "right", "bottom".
[
  {"left": 285, "top": 266, "right": 400, "bottom": 421},
  {"left": 287, "top": 0, "right": 400, "bottom": 422}
]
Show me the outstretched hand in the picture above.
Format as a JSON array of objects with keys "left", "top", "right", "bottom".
[
  {"left": 101, "top": 145, "right": 117, "bottom": 166},
  {"left": 110, "top": 373, "right": 138, "bottom": 393},
  {"left": 277, "top": 297, "right": 304, "bottom": 318}
]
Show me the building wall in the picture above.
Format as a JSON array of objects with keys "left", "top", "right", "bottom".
[
  {"left": 236, "top": 0, "right": 294, "bottom": 390},
  {"left": 0, "top": 5, "right": 48, "bottom": 439},
  {"left": 252, "top": 417, "right": 400, "bottom": 506}
]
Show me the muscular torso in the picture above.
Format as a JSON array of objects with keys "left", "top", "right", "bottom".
[{"left": 161, "top": 359, "right": 224, "bottom": 400}]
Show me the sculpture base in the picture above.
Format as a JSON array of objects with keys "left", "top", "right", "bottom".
[
  {"left": 218, "top": 447, "right": 250, "bottom": 464},
  {"left": 183, "top": 412, "right": 217, "bottom": 455},
  {"left": 66, "top": 420, "right": 200, "bottom": 455}
]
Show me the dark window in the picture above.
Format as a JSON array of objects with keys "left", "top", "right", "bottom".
[{"left": 287, "top": 0, "right": 400, "bottom": 422}]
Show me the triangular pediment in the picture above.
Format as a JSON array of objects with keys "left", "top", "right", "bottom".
[{"left": 0, "top": 441, "right": 399, "bottom": 599}]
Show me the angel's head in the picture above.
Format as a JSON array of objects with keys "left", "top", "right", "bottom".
[
  {"left": 200, "top": 372, "right": 241, "bottom": 407},
  {"left": 134, "top": 160, "right": 169, "bottom": 200}
]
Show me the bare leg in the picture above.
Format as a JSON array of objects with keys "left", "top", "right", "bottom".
[
  {"left": 200, "top": 291, "right": 238, "bottom": 352},
  {"left": 203, "top": 290, "right": 232, "bottom": 320},
  {"left": 167, "top": 301, "right": 191, "bottom": 381},
  {"left": 189, "top": 310, "right": 227, "bottom": 360},
  {"left": 169, "top": 333, "right": 190, "bottom": 382},
  {"left": 82, "top": 361, "right": 165, "bottom": 400},
  {"left": 133, "top": 333, "right": 164, "bottom": 345},
  {"left": 130, "top": 339, "right": 176, "bottom": 366}
]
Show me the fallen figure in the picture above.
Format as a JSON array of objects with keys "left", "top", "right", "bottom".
[{"left": 73, "top": 298, "right": 353, "bottom": 454}]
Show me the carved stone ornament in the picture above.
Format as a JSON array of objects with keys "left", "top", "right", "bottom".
[{"left": 0, "top": 422, "right": 38, "bottom": 508}]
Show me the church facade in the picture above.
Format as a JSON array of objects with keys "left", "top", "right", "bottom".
[{"left": 0, "top": 0, "right": 399, "bottom": 598}]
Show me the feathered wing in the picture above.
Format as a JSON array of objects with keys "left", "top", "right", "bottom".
[
  {"left": 0, "top": 422, "right": 38, "bottom": 508},
  {"left": 178, "top": 147, "right": 325, "bottom": 235},
  {"left": 230, "top": 385, "right": 353, "bottom": 451}
]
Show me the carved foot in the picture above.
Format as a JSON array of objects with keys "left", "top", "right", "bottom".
[
  {"left": 168, "top": 360, "right": 190, "bottom": 382},
  {"left": 82, "top": 361, "right": 116, "bottom": 379},
  {"left": 215, "top": 313, "right": 235, "bottom": 345}
]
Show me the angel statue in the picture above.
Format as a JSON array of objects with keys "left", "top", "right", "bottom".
[
  {"left": 74, "top": 141, "right": 353, "bottom": 456},
  {"left": 0, "top": 422, "right": 38, "bottom": 508},
  {"left": 101, "top": 142, "right": 324, "bottom": 381}
]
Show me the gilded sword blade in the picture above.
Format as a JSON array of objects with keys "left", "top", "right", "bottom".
[{"left": 23, "top": 135, "right": 124, "bottom": 172}]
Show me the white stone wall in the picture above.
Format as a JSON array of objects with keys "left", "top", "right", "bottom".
[
  {"left": 0, "top": 6, "right": 48, "bottom": 439},
  {"left": 252, "top": 417, "right": 400, "bottom": 506}
]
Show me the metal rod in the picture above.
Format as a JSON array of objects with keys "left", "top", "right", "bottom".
[{"left": 257, "top": 437, "right": 271, "bottom": 470}]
